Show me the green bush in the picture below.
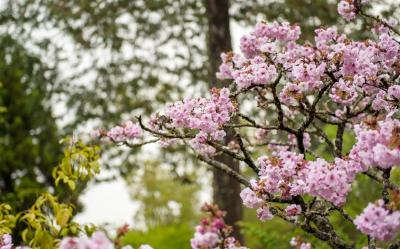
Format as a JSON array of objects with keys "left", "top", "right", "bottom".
[{"left": 122, "top": 223, "right": 194, "bottom": 249}]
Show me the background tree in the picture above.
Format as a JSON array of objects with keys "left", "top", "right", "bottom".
[{"left": 0, "top": 35, "right": 63, "bottom": 211}]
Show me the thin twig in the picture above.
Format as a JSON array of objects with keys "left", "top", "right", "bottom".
[{"left": 235, "top": 132, "right": 259, "bottom": 173}]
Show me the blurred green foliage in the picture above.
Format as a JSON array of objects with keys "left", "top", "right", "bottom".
[
  {"left": 0, "top": 203, "right": 16, "bottom": 234},
  {"left": 53, "top": 137, "right": 101, "bottom": 191},
  {"left": 0, "top": 137, "right": 100, "bottom": 248},
  {"left": 127, "top": 160, "right": 200, "bottom": 228},
  {"left": 122, "top": 223, "right": 193, "bottom": 249},
  {"left": 0, "top": 34, "right": 63, "bottom": 212}
]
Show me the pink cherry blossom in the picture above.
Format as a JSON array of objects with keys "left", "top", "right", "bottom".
[
  {"left": 337, "top": 0, "right": 357, "bottom": 21},
  {"left": 330, "top": 79, "right": 358, "bottom": 105},
  {"left": 100, "top": 121, "right": 142, "bottom": 143},
  {"left": 164, "top": 88, "right": 235, "bottom": 155},
  {"left": 285, "top": 204, "right": 302, "bottom": 217},
  {"left": 350, "top": 117, "right": 400, "bottom": 169},
  {"left": 354, "top": 200, "right": 400, "bottom": 241},
  {"left": 240, "top": 187, "right": 263, "bottom": 209},
  {"left": 0, "top": 234, "right": 13, "bottom": 249},
  {"left": 256, "top": 206, "right": 274, "bottom": 221}
]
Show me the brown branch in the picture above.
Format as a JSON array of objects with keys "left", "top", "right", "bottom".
[
  {"left": 230, "top": 72, "right": 283, "bottom": 98},
  {"left": 269, "top": 206, "right": 353, "bottom": 249},
  {"left": 299, "top": 80, "right": 334, "bottom": 133},
  {"left": 121, "top": 139, "right": 160, "bottom": 148},
  {"left": 329, "top": 205, "right": 354, "bottom": 223},
  {"left": 296, "top": 77, "right": 335, "bottom": 154},
  {"left": 136, "top": 116, "right": 194, "bottom": 139},
  {"left": 368, "top": 236, "right": 376, "bottom": 249},
  {"left": 360, "top": 11, "right": 400, "bottom": 40},
  {"left": 389, "top": 240, "right": 400, "bottom": 249},
  {"left": 198, "top": 154, "right": 250, "bottom": 186},
  {"left": 207, "top": 141, "right": 246, "bottom": 161},
  {"left": 364, "top": 169, "right": 399, "bottom": 190},
  {"left": 234, "top": 113, "right": 280, "bottom": 130},
  {"left": 230, "top": 84, "right": 266, "bottom": 98},
  {"left": 235, "top": 132, "right": 259, "bottom": 173},
  {"left": 315, "top": 113, "right": 342, "bottom": 125},
  {"left": 270, "top": 73, "right": 296, "bottom": 135},
  {"left": 335, "top": 122, "right": 346, "bottom": 157},
  {"left": 382, "top": 168, "right": 392, "bottom": 204},
  {"left": 310, "top": 123, "right": 336, "bottom": 155}
]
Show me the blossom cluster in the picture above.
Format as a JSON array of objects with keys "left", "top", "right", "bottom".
[
  {"left": 60, "top": 232, "right": 114, "bottom": 249},
  {"left": 217, "top": 17, "right": 400, "bottom": 116},
  {"left": 1, "top": 234, "right": 13, "bottom": 249},
  {"left": 350, "top": 117, "right": 400, "bottom": 169},
  {"left": 316, "top": 28, "right": 399, "bottom": 112},
  {"left": 354, "top": 200, "right": 400, "bottom": 241},
  {"left": 256, "top": 151, "right": 308, "bottom": 198},
  {"left": 285, "top": 204, "right": 302, "bottom": 218},
  {"left": 337, "top": 0, "right": 357, "bottom": 21},
  {"left": 241, "top": 150, "right": 365, "bottom": 208},
  {"left": 306, "top": 158, "right": 355, "bottom": 206},
  {"left": 337, "top": 0, "right": 369, "bottom": 21},
  {"left": 92, "top": 121, "right": 142, "bottom": 143},
  {"left": 239, "top": 130, "right": 400, "bottom": 240},
  {"left": 164, "top": 88, "right": 236, "bottom": 155},
  {"left": 0, "top": 234, "right": 29, "bottom": 249},
  {"left": 190, "top": 204, "right": 247, "bottom": 249},
  {"left": 217, "top": 21, "right": 301, "bottom": 89}
]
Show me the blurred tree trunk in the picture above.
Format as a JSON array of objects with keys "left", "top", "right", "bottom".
[{"left": 204, "top": 0, "right": 244, "bottom": 244}]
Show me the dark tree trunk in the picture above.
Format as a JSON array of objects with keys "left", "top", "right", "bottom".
[{"left": 204, "top": 0, "right": 244, "bottom": 244}]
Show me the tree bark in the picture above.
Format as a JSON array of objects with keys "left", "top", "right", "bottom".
[{"left": 204, "top": 0, "right": 244, "bottom": 244}]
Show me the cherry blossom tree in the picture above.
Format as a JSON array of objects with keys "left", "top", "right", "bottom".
[{"left": 96, "top": 0, "right": 400, "bottom": 248}]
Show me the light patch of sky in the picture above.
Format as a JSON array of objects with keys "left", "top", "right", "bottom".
[
  {"left": 74, "top": 180, "right": 139, "bottom": 229},
  {"left": 0, "top": 1, "right": 6, "bottom": 11}
]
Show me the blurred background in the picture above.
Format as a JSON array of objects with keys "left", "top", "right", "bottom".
[{"left": 1, "top": 0, "right": 399, "bottom": 248}]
